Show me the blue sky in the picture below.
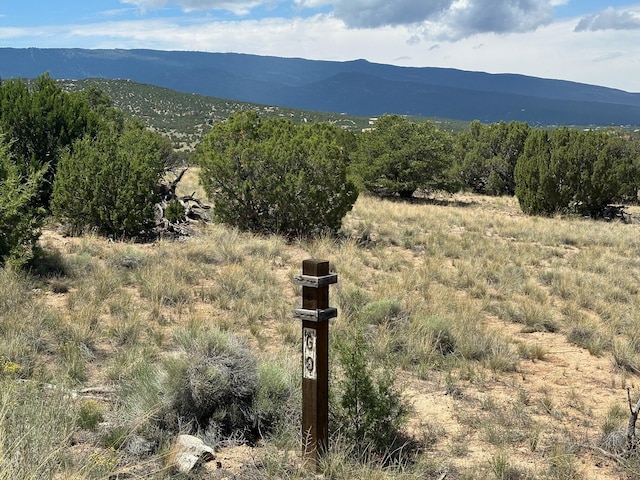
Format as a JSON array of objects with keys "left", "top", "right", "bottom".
[{"left": 1, "top": 1, "right": 639, "bottom": 92}]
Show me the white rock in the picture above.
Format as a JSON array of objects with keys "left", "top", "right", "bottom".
[{"left": 171, "top": 434, "right": 216, "bottom": 474}]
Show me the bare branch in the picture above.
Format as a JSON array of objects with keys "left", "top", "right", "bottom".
[{"left": 627, "top": 387, "right": 640, "bottom": 452}]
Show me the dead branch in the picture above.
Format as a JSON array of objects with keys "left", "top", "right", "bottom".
[
  {"left": 155, "top": 168, "right": 210, "bottom": 236},
  {"left": 582, "top": 443, "right": 627, "bottom": 466},
  {"left": 627, "top": 387, "right": 640, "bottom": 453},
  {"left": 159, "top": 167, "right": 188, "bottom": 200},
  {"left": 17, "top": 379, "right": 116, "bottom": 402}
]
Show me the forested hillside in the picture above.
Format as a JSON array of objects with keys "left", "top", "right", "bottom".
[{"left": 61, "top": 78, "right": 374, "bottom": 149}]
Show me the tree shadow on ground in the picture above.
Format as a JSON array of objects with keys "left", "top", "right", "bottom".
[{"left": 382, "top": 193, "right": 479, "bottom": 209}]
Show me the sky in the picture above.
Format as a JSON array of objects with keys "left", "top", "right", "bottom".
[{"left": 1, "top": 1, "right": 639, "bottom": 92}]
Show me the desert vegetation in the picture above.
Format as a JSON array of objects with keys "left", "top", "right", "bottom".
[
  {"left": 4, "top": 188, "right": 640, "bottom": 478},
  {"left": 196, "top": 111, "right": 358, "bottom": 238},
  {"left": 3, "top": 75, "right": 640, "bottom": 479}
]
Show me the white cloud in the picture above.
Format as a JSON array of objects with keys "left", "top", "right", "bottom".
[
  {"left": 575, "top": 6, "right": 640, "bottom": 31},
  {"left": 439, "top": 0, "right": 554, "bottom": 40},
  {"left": 295, "top": 0, "right": 556, "bottom": 40},
  {"left": 118, "top": 0, "right": 560, "bottom": 39},
  {"left": 328, "top": 0, "right": 450, "bottom": 28}
]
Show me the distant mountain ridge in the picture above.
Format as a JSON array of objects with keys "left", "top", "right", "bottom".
[{"left": 1, "top": 47, "right": 639, "bottom": 126}]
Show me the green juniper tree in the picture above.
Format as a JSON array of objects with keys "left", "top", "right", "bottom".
[
  {"left": 0, "top": 136, "right": 45, "bottom": 267},
  {"left": 350, "top": 114, "right": 455, "bottom": 198},
  {"left": 515, "top": 128, "right": 639, "bottom": 217},
  {"left": 453, "top": 120, "right": 531, "bottom": 195},
  {"left": 196, "top": 111, "right": 357, "bottom": 237},
  {"left": 0, "top": 74, "right": 114, "bottom": 209},
  {"left": 52, "top": 121, "right": 170, "bottom": 238}
]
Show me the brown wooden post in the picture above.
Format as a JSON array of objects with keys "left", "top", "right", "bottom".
[{"left": 293, "top": 259, "right": 337, "bottom": 470}]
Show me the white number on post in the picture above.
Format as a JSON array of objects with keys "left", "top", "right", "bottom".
[{"left": 303, "top": 327, "right": 317, "bottom": 380}]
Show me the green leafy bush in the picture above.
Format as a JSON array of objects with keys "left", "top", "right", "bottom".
[
  {"left": 452, "top": 120, "right": 531, "bottom": 195},
  {"left": 0, "top": 74, "right": 122, "bottom": 209},
  {"left": 52, "top": 121, "right": 168, "bottom": 238},
  {"left": 514, "top": 128, "right": 639, "bottom": 217},
  {"left": 350, "top": 114, "right": 456, "bottom": 198},
  {"left": 164, "top": 199, "right": 185, "bottom": 223},
  {"left": 0, "top": 138, "right": 46, "bottom": 268},
  {"left": 332, "top": 326, "right": 409, "bottom": 459},
  {"left": 197, "top": 111, "right": 358, "bottom": 237}
]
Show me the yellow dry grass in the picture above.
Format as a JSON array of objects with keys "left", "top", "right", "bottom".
[{"left": 4, "top": 191, "right": 640, "bottom": 478}]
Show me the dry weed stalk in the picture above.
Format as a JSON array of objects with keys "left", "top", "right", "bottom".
[{"left": 626, "top": 387, "right": 640, "bottom": 454}]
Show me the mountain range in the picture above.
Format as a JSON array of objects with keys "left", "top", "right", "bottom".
[{"left": 1, "top": 47, "right": 639, "bottom": 126}]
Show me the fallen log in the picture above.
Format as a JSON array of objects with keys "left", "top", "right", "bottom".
[{"left": 155, "top": 168, "right": 210, "bottom": 237}]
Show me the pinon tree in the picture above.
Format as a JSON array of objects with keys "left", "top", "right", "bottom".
[
  {"left": 0, "top": 136, "right": 46, "bottom": 268},
  {"left": 514, "top": 127, "right": 639, "bottom": 217},
  {"left": 196, "top": 111, "right": 358, "bottom": 237},
  {"left": 51, "top": 121, "right": 170, "bottom": 238},
  {"left": 350, "top": 114, "right": 456, "bottom": 198}
]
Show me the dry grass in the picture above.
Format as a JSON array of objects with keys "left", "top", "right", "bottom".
[{"left": 2, "top": 191, "right": 640, "bottom": 478}]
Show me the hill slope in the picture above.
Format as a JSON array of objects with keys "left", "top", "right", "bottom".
[
  {"left": 2, "top": 47, "right": 640, "bottom": 126},
  {"left": 61, "top": 78, "right": 381, "bottom": 149}
]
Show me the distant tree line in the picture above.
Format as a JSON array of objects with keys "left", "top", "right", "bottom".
[
  {"left": 353, "top": 115, "right": 640, "bottom": 219},
  {"left": 2, "top": 73, "right": 640, "bottom": 268}
]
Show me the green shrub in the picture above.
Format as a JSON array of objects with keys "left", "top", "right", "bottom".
[
  {"left": 113, "top": 340, "right": 296, "bottom": 448},
  {"left": 514, "top": 128, "right": 639, "bottom": 217},
  {"left": 77, "top": 400, "right": 104, "bottom": 430},
  {"left": 452, "top": 120, "right": 530, "bottom": 196},
  {"left": 196, "top": 111, "right": 358, "bottom": 237},
  {"left": 332, "top": 326, "right": 409, "bottom": 459},
  {"left": 52, "top": 121, "right": 168, "bottom": 238},
  {"left": 164, "top": 199, "right": 185, "bottom": 223},
  {"left": 350, "top": 114, "right": 456, "bottom": 198},
  {"left": 0, "top": 74, "right": 120, "bottom": 209},
  {"left": 0, "top": 138, "right": 46, "bottom": 268},
  {"left": 101, "top": 426, "right": 129, "bottom": 450},
  {"left": 360, "top": 299, "right": 407, "bottom": 326},
  {"left": 253, "top": 353, "right": 300, "bottom": 438},
  {"left": 118, "top": 327, "right": 265, "bottom": 441},
  {"left": 176, "top": 343, "right": 259, "bottom": 435}
]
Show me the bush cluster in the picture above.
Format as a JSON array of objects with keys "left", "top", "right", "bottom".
[
  {"left": 452, "top": 120, "right": 531, "bottom": 196},
  {"left": 197, "top": 111, "right": 358, "bottom": 237},
  {"left": 514, "top": 128, "right": 639, "bottom": 217},
  {"left": 51, "top": 121, "right": 170, "bottom": 238},
  {"left": 116, "top": 327, "right": 299, "bottom": 447},
  {"left": 0, "top": 138, "right": 46, "bottom": 268},
  {"left": 0, "top": 75, "right": 121, "bottom": 209}
]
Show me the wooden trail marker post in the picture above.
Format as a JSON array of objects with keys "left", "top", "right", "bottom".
[{"left": 293, "top": 259, "right": 337, "bottom": 469}]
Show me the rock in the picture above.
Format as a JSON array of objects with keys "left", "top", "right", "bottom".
[
  {"left": 125, "top": 435, "right": 155, "bottom": 456},
  {"left": 168, "top": 434, "right": 216, "bottom": 474},
  {"left": 119, "top": 256, "right": 140, "bottom": 269}
]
